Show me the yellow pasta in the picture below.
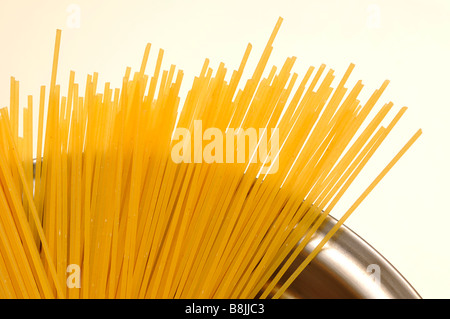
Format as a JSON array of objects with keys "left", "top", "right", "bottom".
[{"left": 0, "top": 17, "right": 421, "bottom": 299}]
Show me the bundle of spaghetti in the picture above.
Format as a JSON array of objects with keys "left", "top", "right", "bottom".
[{"left": 0, "top": 17, "right": 421, "bottom": 299}]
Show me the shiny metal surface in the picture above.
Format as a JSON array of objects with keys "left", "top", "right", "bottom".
[{"left": 279, "top": 215, "right": 421, "bottom": 299}]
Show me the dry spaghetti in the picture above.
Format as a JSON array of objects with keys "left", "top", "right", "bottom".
[{"left": 0, "top": 17, "right": 421, "bottom": 299}]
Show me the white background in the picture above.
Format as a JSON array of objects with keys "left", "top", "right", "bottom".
[{"left": 0, "top": 0, "right": 449, "bottom": 298}]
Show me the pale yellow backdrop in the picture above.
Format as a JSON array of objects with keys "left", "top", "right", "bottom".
[{"left": 0, "top": 0, "right": 449, "bottom": 298}]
